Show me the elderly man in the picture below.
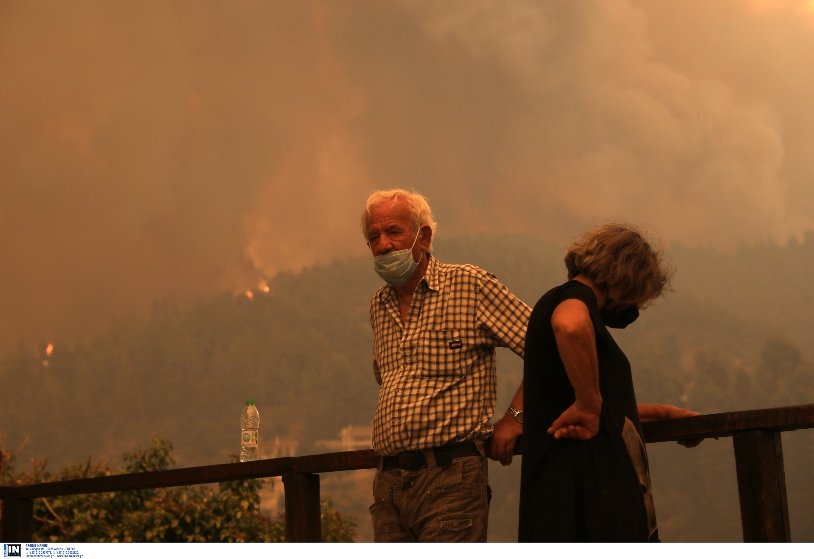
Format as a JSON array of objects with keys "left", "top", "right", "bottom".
[{"left": 362, "top": 188, "right": 530, "bottom": 542}]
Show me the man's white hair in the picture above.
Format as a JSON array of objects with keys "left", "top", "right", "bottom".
[{"left": 361, "top": 188, "right": 438, "bottom": 250}]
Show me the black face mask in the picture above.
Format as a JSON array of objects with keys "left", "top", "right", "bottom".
[{"left": 600, "top": 303, "right": 639, "bottom": 329}]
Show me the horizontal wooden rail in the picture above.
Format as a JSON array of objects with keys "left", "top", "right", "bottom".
[
  {"left": 2, "top": 403, "right": 813, "bottom": 542},
  {"left": 0, "top": 456, "right": 294, "bottom": 500},
  {"left": 642, "top": 403, "right": 814, "bottom": 442}
]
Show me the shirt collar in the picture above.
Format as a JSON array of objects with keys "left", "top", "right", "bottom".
[
  {"left": 376, "top": 253, "right": 441, "bottom": 303},
  {"left": 421, "top": 253, "right": 442, "bottom": 292}
]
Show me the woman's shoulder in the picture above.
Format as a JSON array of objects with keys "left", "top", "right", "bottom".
[
  {"left": 534, "top": 279, "right": 595, "bottom": 308},
  {"left": 559, "top": 279, "right": 596, "bottom": 303}
]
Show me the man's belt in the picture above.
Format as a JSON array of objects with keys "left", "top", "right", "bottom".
[{"left": 380, "top": 441, "right": 481, "bottom": 471}]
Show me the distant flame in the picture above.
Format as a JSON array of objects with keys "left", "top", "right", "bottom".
[
  {"left": 41, "top": 342, "right": 55, "bottom": 368},
  {"left": 239, "top": 280, "right": 269, "bottom": 300}
]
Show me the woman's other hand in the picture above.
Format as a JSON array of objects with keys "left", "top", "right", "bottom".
[
  {"left": 638, "top": 403, "right": 709, "bottom": 447},
  {"left": 638, "top": 403, "right": 700, "bottom": 422}
]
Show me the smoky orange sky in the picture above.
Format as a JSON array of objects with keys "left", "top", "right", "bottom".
[{"left": 2, "top": 0, "right": 814, "bottom": 351}]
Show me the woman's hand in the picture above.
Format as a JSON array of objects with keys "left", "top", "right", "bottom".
[
  {"left": 547, "top": 401, "right": 600, "bottom": 440},
  {"left": 638, "top": 403, "right": 700, "bottom": 422},
  {"left": 638, "top": 403, "right": 709, "bottom": 447}
]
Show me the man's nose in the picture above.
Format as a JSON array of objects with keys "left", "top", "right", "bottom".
[
  {"left": 372, "top": 244, "right": 394, "bottom": 256},
  {"left": 371, "top": 236, "right": 395, "bottom": 255}
]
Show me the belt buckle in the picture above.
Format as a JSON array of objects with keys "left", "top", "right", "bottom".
[
  {"left": 398, "top": 451, "right": 426, "bottom": 470},
  {"left": 434, "top": 450, "right": 453, "bottom": 467}
]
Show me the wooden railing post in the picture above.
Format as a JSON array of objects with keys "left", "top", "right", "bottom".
[
  {"left": 282, "top": 471, "right": 321, "bottom": 542},
  {"left": 1, "top": 497, "right": 34, "bottom": 542},
  {"left": 732, "top": 430, "right": 790, "bottom": 542}
]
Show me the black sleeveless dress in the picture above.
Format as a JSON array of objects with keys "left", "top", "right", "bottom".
[{"left": 519, "top": 280, "right": 657, "bottom": 542}]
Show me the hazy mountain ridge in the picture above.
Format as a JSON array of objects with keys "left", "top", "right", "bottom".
[{"left": 2, "top": 233, "right": 812, "bottom": 541}]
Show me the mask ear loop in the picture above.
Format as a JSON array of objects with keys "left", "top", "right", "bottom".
[
  {"left": 405, "top": 227, "right": 423, "bottom": 263},
  {"left": 410, "top": 227, "right": 422, "bottom": 249}
]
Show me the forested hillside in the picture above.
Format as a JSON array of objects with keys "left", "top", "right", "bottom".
[{"left": 2, "top": 233, "right": 813, "bottom": 541}]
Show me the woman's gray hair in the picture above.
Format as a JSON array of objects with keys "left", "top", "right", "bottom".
[
  {"left": 564, "top": 223, "right": 672, "bottom": 307},
  {"left": 361, "top": 188, "right": 438, "bottom": 250}
]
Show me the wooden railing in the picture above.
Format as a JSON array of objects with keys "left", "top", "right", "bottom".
[{"left": 2, "top": 403, "right": 813, "bottom": 542}]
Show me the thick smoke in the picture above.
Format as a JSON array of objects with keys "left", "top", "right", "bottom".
[{"left": 1, "top": 0, "right": 813, "bottom": 349}]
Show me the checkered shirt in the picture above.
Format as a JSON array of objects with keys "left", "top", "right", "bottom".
[{"left": 369, "top": 255, "right": 531, "bottom": 456}]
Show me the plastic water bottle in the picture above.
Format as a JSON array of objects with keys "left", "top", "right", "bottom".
[{"left": 240, "top": 400, "right": 260, "bottom": 462}]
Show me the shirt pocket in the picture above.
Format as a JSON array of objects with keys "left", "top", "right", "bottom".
[{"left": 416, "top": 329, "right": 471, "bottom": 378}]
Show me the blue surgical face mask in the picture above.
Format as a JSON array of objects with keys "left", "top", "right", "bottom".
[{"left": 373, "top": 229, "right": 422, "bottom": 286}]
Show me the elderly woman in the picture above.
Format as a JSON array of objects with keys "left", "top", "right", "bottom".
[{"left": 519, "top": 223, "right": 697, "bottom": 542}]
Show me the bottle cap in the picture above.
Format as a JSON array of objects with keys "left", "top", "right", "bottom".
[{"left": 246, "top": 399, "right": 255, "bottom": 405}]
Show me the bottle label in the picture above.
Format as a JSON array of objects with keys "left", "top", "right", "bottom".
[{"left": 242, "top": 429, "right": 258, "bottom": 448}]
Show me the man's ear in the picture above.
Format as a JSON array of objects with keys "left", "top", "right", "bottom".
[{"left": 420, "top": 225, "right": 433, "bottom": 245}]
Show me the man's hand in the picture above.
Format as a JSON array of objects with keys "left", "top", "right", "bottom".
[
  {"left": 488, "top": 414, "right": 522, "bottom": 465},
  {"left": 547, "top": 401, "right": 600, "bottom": 440}
]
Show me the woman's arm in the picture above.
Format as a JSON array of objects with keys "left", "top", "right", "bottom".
[
  {"left": 547, "top": 299, "right": 602, "bottom": 440},
  {"left": 637, "top": 403, "right": 700, "bottom": 422},
  {"left": 638, "top": 403, "right": 706, "bottom": 447}
]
